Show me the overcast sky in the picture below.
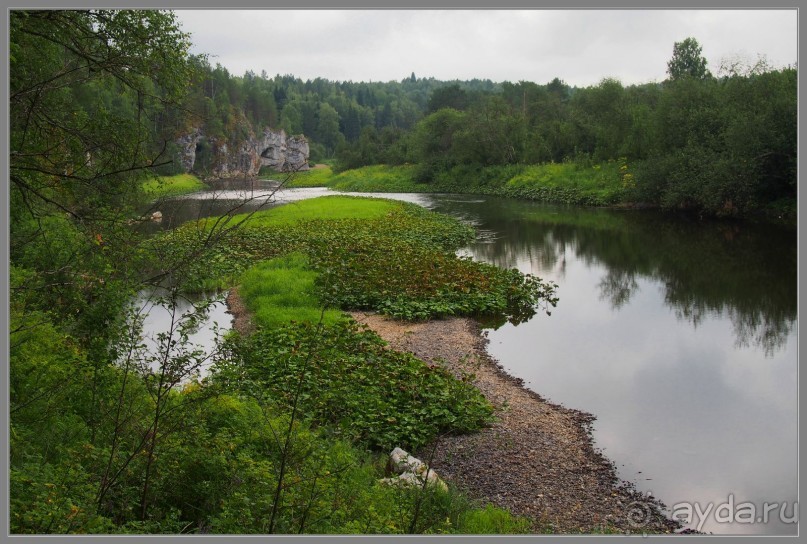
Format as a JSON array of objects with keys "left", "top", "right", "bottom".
[{"left": 174, "top": 9, "right": 797, "bottom": 87}]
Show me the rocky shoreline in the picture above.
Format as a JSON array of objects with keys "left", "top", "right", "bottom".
[
  {"left": 225, "top": 289, "right": 680, "bottom": 534},
  {"left": 349, "top": 312, "right": 681, "bottom": 534}
]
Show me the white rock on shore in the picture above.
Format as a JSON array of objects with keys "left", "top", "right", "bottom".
[{"left": 380, "top": 447, "right": 447, "bottom": 491}]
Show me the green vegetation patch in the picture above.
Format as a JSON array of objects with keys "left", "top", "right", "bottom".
[
  {"left": 285, "top": 166, "right": 336, "bottom": 187},
  {"left": 329, "top": 165, "right": 424, "bottom": 192},
  {"left": 325, "top": 162, "right": 627, "bottom": 206},
  {"left": 311, "top": 236, "right": 555, "bottom": 323},
  {"left": 196, "top": 394, "right": 522, "bottom": 534},
  {"left": 458, "top": 504, "right": 533, "bottom": 534},
  {"left": 502, "top": 161, "right": 627, "bottom": 205},
  {"left": 160, "top": 195, "right": 555, "bottom": 323},
  {"left": 232, "top": 195, "right": 401, "bottom": 227},
  {"left": 142, "top": 173, "right": 206, "bottom": 199},
  {"left": 238, "top": 253, "right": 344, "bottom": 328},
  {"left": 155, "top": 196, "right": 476, "bottom": 292},
  {"left": 216, "top": 319, "right": 494, "bottom": 452}
]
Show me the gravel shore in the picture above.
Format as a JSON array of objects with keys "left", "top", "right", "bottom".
[
  {"left": 225, "top": 288, "right": 679, "bottom": 533},
  {"left": 350, "top": 311, "right": 680, "bottom": 534}
]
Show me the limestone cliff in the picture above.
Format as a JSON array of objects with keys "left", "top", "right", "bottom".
[
  {"left": 176, "top": 126, "right": 310, "bottom": 179},
  {"left": 257, "top": 129, "right": 310, "bottom": 173}
]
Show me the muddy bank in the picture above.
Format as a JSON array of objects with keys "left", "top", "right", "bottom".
[{"left": 225, "top": 287, "right": 255, "bottom": 336}]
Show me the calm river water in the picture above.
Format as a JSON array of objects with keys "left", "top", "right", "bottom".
[{"left": 147, "top": 181, "right": 798, "bottom": 535}]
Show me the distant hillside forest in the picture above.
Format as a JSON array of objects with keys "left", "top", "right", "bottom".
[
  {"left": 10, "top": 6, "right": 794, "bottom": 220},
  {"left": 174, "top": 38, "right": 796, "bottom": 218}
]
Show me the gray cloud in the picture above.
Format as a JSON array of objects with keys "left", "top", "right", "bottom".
[{"left": 175, "top": 9, "right": 797, "bottom": 86}]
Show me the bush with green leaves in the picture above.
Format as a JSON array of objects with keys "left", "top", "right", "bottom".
[
  {"left": 310, "top": 235, "right": 555, "bottom": 322},
  {"left": 214, "top": 319, "right": 494, "bottom": 452}
]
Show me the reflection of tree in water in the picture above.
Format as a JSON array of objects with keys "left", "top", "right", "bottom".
[
  {"left": 668, "top": 292, "right": 794, "bottom": 357},
  {"left": 468, "top": 230, "right": 569, "bottom": 279},
  {"left": 598, "top": 269, "right": 639, "bottom": 310},
  {"left": 440, "top": 197, "right": 796, "bottom": 356},
  {"left": 729, "top": 307, "right": 793, "bottom": 356}
]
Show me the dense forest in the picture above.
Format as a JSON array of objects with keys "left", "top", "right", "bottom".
[
  {"left": 8, "top": 9, "right": 797, "bottom": 535},
  {"left": 171, "top": 37, "right": 796, "bottom": 219}
]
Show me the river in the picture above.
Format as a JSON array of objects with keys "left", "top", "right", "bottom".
[{"left": 143, "top": 180, "right": 798, "bottom": 535}]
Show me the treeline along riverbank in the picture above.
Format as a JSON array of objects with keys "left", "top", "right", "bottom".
[{"left": 167, "top": 34, "right": 795, "bottom": 222}]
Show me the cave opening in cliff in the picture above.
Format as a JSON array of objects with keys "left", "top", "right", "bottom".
[{"left": 260, "top": 147, "right": 274, "bottom": 158}]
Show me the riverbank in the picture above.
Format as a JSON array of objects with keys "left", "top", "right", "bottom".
[
  {"left": 225, "top": 282, "right": 679, "bottom": 534},
  {"left": 290, "top": 163, "right": 796, "bottom": 225},
  {"left": 290, "top": 163, "right": 626, "bottom": 207},
  {"left": 142, "top": 173, "right": 207, "bottom": 198},
  {"left": 350, "top": 311, "right": 681, "bottom": 534}
]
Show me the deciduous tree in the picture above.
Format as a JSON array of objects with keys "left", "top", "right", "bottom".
[{"left": 667, "top": 37, "right": 711, "bottom": 81}]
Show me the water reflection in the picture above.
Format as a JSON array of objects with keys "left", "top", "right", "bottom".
[
  {"left": 143, "top": 187, "right": 796, "bottom": 534},
  {"left": 135, "top": 287, "right": 232, "bottom": 378},
  {"left": 598, "top": 269, "right": 639, "bottom": 310},
  {"left": 422, "top": 195, "right": 797, "bottom": 535},
  {"left": 426, "top": 197, "right": 796, "bottom": 356}
]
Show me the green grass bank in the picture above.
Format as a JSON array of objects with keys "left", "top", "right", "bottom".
[
  {"left": 142, "top": 173, "right": 207, "bottom": 199},
  {"left": 288, "top": 162, "right": 629, "bottom": 207}
]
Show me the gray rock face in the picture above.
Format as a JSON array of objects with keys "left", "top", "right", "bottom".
[
  {"left": 256, "top": 128, "right": 310, "bottom": 173},
  {"left": 257, "top": 129, "right": 285, "bottom": 169},
  {"left": 176, "top": 127, "right": 309, "bottom": 179},
  {"left": 176, "top": 128, "right": 203, "bottom": 172}
]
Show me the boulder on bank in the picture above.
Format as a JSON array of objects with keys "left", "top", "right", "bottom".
[{"left": 379, "top": 447, "right": 447, "bottom": 491}]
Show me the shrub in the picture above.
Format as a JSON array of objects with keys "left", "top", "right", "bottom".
[{"left": 214, "top": 320, "right": 494, "bottom": 452}]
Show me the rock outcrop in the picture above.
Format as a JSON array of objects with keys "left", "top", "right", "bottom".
[
  {"left": 255, "top": 129, "right": 310, "bottom": 173},
  {"left": 176, "top": 128, "right": 203, "bottom": 172},
  {"left": 176, "top": 127, "right": 310, "bottom": 180},
  {"left": 379, "top": 447, "right": 448, "bottom": 491}
]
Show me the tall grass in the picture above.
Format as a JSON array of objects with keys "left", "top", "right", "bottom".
[
  {"left": 329, "top": 165, "right": 424, "bottom": 192},
  {"left": 324, "top": 161, "right": 627, "bottom": 206},
  {"left": 238, "top": 253, "right": 344, "bottom": 328}
]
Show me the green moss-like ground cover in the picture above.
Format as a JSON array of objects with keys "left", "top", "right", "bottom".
[
  {"left": 157, "top": 195, "right": 555, "bottom": 323},
  {"left": 142, "top": 173, "right": 207, "bottom": 198},
  {"left": 237, "top": 253, "right": 345, "bottom": 328}
]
